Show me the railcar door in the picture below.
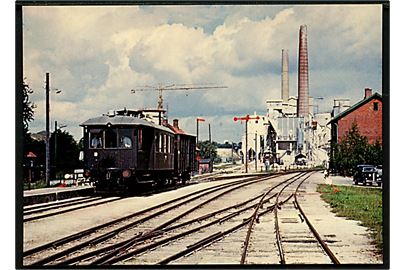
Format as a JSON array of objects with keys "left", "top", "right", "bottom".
[{"left": 136, "top": 127, "right": 148, "bottom": 170}]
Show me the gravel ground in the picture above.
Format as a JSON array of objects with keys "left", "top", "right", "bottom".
[
  {"left": 23, "top": 172, "right": 383, "bottom": 265},
  {"left": 301, "top": 172, "right": 382, "bottom": 264},
  {"left": 23, "top": 177, "right": 243, "bottom": 251}
]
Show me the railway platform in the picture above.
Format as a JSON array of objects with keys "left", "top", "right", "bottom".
[{"left": 23, "top": 186, "right": 95, "bottom": 206}]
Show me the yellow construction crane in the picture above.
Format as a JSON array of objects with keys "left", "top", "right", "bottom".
[{"left": 130, "top": 83, "right": 228, "bottom": 110}]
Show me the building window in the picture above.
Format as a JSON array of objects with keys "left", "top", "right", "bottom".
[{"left": 373, "top": 102, "right": 379, "bottom": 111}]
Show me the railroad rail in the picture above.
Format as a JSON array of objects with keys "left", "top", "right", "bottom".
[
  {"left": 23, "top": 197, "right": 123, "bottom": 222},
  {"left": 24, "top": 169, "right": 332, "bottom": 266},
  {"left": 24, "top": 173, "right": 281, "bottom": 265},
  {"left": 99, "top": 173, "right": 305, "bottom": 265},
  {"left": 273, "top": 173, "right": 340, "bottom": 264}
]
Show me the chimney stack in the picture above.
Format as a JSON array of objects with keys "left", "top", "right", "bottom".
[
  {"left": 297, "top": 25, "right": 310, "bottom": 117},
  {"left": 173, "top": 119, "right": 179, "bottom": 129},
  {"left": 281, "top": 49, "right": 289, "bottom": 103},
  {"left": 364, "top": 88, "right": 372, "bottom": 99}
]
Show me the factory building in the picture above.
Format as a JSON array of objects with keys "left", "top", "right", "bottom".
[
  {"left": 241, "top": 25, "right": 331, "bottom": 168},
  {"left": 329, "top": 88, "right": 382, "bottom": 144},
  {"left": 262, "top": 25, "right": 328, "bottom": 167}
]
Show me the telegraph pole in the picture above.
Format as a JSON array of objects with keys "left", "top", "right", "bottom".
[
  {"left": 255, "top": 132, "right": 258, "bottom": 172},
  {"left": 45, "top": 73, "right": 50, "bottom": 186},
  {"left": 55, "top": 120, "right": 57, "bottom": 178},
  {"left": 245, "top": 120, "right": 248, "bottom": 173},
  {"left": 208, "top": 123, "right": 212, "bottom": 172},
  {"left": 208, "top": 123, "right": 211, "bottom": 143}
]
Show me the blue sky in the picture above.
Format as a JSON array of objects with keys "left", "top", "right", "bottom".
[{"left": 23, "top": 4, "right": 382, "bottom": 142}]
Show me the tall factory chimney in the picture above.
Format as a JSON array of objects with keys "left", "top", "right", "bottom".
[
  {"left": 297, "top": 25, "right": 309, "bottom": 117},
  {"left": 281, "top": 49, "right": 289, "bottom": 103}
]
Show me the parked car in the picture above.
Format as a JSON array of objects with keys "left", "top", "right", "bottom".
[
  {"left": 353, "top": 165, "right": 381, "bottom": 186},
  {"left": 375, "top": 165, "right": 383, "bottom": 187}
]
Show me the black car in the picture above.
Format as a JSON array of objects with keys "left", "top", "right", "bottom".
[
  {"left": 375, "top": 165, "right": 383, "bottom": 187},
  {"left": 353, "top": 165, "right": 381, "bottom": 186}
]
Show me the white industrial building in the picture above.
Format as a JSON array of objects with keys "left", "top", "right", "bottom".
[{"left": 240, "top": 112, "right": 268, "bottom": 163}]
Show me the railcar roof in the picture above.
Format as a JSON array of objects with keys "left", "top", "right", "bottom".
[{"left": 80, "top": 115, "right": 174, "bottom": 133}]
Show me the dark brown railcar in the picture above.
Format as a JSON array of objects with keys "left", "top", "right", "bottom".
[
  {"left": 81, "top": 114, "right": 175, "bottom": 191},
  {"left": 166, "top": 119, "right": 197, "bottom": 183}
]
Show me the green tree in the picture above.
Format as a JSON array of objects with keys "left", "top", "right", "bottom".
[
  {"left": 50, "top": 130, "right": 81, "bottom": 178},
  {"left": 197, "top": 140, "right": 218, "bottom": 161},
  {"left": 22, "top": 79, "right": 36, "bottom": 141},
  {"left": 330, "top": 123, "right": 382, "bottom": 176}
]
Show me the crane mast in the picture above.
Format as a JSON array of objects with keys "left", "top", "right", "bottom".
[{"left": 131, "top": 84, "right": 228, "bottom": 110}]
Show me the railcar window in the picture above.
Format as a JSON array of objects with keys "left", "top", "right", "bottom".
[
  {"left": 168, "top": 136, "right": 171, "bottom": 153},
  {"left": 118, "top": 129, "right": 132, "bottom": 148},
  {"left": 159, "top": 134, "right": 163, "bottom": 152},
  {"left": 89, "top": 130, "right": 103, "bottom": 148},
  {"left": 155, "top": 134, "right": 159, "bottom": 152},
  {"left": 105, "top": 128, "right": 118, "bottom": 148},
  {"left": 163, "top": 134, "right": 167, "bottom": 153}
]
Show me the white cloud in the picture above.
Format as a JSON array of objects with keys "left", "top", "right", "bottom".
[{"left": 23, "top": 4, "right": 382, "bottom": 142}]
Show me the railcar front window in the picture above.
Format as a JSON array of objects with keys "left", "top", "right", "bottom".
[
  {"left": 105, "top": 128, "right": 118, "bottom": 148},
  {"left": 89, "top": 130, "right": 103, "bottom": 148},
  {"left": 119, "top": 129, "right": 132, "bottom": 148}
]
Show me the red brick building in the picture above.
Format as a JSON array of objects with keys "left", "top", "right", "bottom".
[{"left": 330, "top": 88, "right": 382, "bottom": 144}]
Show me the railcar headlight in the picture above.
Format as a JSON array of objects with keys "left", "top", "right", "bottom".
[
  {"left": 122, "top": 170, "right": 132, "bottom": 178},
  {"left": 94, "top": 152, "right": 98, "bottom": 157}
]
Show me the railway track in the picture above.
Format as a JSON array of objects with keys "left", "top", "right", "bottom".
[
  {"left": 89, "top": 173, "right": 304, "bottom": 265},
  {"left": 25, "top": 170, "right": 336, "bottom": 266},
  {"left": 161, "top": 170, "right": 339, "bottom": 265},
  {"left": 274, "top": 173, "right": 340, "bottom": 264},
  {"left": 23, "top": 196, "right": 123, "bottom": 222},
  {"left": 23, "top": 174, "right": 239, "bottom": 224},
  {"left": 23, "top": 173, "right": 280, "bottom": 265}
]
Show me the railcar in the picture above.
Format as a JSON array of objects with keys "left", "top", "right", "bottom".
[{"left": 80, "top": 110, "right": 196, "bottom": 193}]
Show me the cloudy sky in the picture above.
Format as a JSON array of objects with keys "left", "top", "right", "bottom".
[{"left": 22, "top": 4, "right": 382, "bottom": 143}]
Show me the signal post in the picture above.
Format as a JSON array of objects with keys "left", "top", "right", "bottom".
[{"left": 233, "top": 115, "right": 260, "bottom": 173}]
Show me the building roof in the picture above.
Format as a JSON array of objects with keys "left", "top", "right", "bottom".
[
  {"left": 328, "top": 92, "right": 382, "bottom": 124},
  {"left": 165, "top": 123, "right": 186, "bottom": 135}
]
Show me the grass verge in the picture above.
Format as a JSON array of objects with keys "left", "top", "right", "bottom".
[{"left": 316, "top": 184, "right": 383, "bottom": 253}]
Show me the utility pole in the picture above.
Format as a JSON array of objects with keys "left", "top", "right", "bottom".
[
  {"left": 54, "top": 120, "right": 57, "bottom": 178},
  {"left": 45, "top": 73, "right": 50, "bottom": 187},
  {"left": 233, "top": 115, "right": 260, "bottom": 173},
  {"left": 208, "top": 123, "right": 212, "bottom": 172},
  {"left": 208, "top": 123, "right": 211, "bottom": 143},
  {"left": 245, "top": 120, "right": 248, "bottom": 173},
  {"left": 255, "top": 132, "right": 258, "bottom": 172}
]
